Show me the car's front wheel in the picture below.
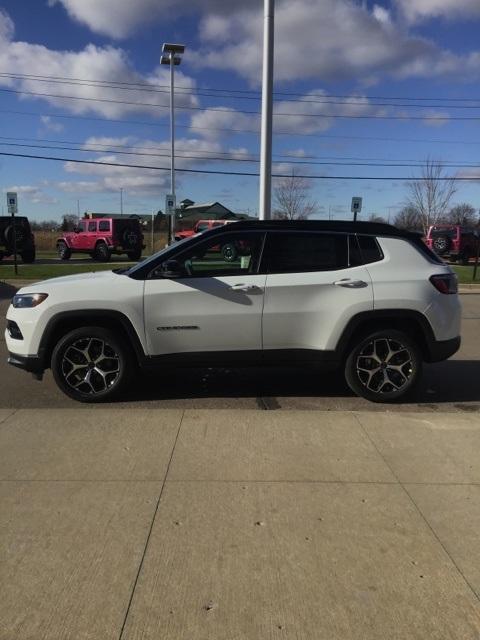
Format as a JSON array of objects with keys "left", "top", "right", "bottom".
[
  {"left": 57, "top": 242, "right": 71, "bottom": 261},
  {"left": 344, "top": 330, "right": 422, "bottom": 402},
  {"left": 51, "top": 327, "right": 133, "bottom": 402}
]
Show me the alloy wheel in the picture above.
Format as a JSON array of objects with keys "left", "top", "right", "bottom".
[
  {"left": 61, "top": 337, "right": 120, "bottom": 395},
  {"left": 356, "top": 338, "right": 414, "bottom": 395}
]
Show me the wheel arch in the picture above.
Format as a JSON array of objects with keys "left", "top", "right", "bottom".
[
  {"left": 336, "top": 310, "right": 436, "bottom": 363},
  {"left": 56, "top": 237, "right": 70, "bottom": 248},
  {"left": 39, "top": 310, "right": 147, "bottom": 369}
]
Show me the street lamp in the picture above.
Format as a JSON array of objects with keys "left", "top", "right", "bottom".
[{"left": 161, "top": 42, "right": 185, "bottom": 244}]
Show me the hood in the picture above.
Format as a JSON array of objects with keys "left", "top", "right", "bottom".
[{"left": 18, "top": 269, "right": 121, "bottom": 293}]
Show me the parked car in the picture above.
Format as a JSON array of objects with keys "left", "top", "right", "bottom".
[
  {"left": 425, "top": 224, "right": 479, "bottom": 264},
  {"left": 0, "top": 216, "right": 36, "bottom": 263},
  {"left": 6, "top": 220, "right": 460, "bottom": 403},
  {"left": 175, "top": 218, "right": 233, "bottom": 241},
  {"left": 56, "top": 217, "right": 144, "bottom": 262}
]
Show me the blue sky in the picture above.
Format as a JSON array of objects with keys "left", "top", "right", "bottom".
[{"left": 1, "top": 0, "right": 480, "bottom": 222}]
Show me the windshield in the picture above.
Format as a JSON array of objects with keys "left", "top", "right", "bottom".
[
  {"left": 196, "top": 223, "right": 210, "bottom": 232},
  {"left": 124, "top": 236, "right": 193, "bottom": 276}
]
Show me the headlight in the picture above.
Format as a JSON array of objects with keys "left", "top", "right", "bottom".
[{"left": 12, "top": 293, "right": 49, "bottom": 308}]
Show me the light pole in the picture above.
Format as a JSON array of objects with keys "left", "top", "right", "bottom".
[
  {"left": 120, "top": 188, "right": 124, "bottom": 215},
  {"left": 259, "top": 0, "right": 275, "bottom": 220},
  {"left": 161, "top": 42, "right": 185, "bottom": 244}
]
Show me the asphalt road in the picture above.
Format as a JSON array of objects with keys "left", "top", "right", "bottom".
[{"left": 1, "top": 286, "right": 479, "bottom": 411}]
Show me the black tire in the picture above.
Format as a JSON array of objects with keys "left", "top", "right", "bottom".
[
  {"left": 345, "top": 329, "right": 422, "bottom": 403},
  {"left": 433, "top": 236, "right": 451, "bottom": 255},
  {"left": 4, "top": 224, "right": 27, "bottom": 249},
  {"left": 51, "top": 327, "right": 134, "bottom": 403},
  {"left": 222, "top": 242, "right": 237, "bottom": 262},
  {"left": 57, "top": 241, "right": 71, "bottom": 260},
  {"left": 20, "top": 249, "right": 36, "bottom": 263},
  {"left": 459, "top": 251, "right": 470, "bottom": 266},
  {"left": 93, "top": 242, "right": 110, "bottom": 262},
  {"left": 127, "top": 249, "right": 142, "bottom": 261}
]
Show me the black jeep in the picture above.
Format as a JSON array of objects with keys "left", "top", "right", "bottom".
[{"left": 0, "top": 216, "right": 36, "bottom": 263}]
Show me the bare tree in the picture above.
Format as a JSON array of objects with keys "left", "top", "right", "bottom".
[
  {"left": 446, "top": 203, "right": 478, "bottom": 226},
  {"left": 394, "top": 206, "right": 422, "bottom": 232},
  {"left": 406, "top": 158, "right": 457, "bottom": 234},
  {"left": 273, "top": 172, "right": 317, "bottom": 220}
]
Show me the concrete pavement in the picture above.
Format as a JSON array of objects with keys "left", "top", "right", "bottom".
[{"left": 1, "top": 409, "right": 480, "bottom": 639}]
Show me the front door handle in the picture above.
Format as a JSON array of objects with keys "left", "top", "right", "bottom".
[
  {"left": 333, "top": 278, "right": 368, "bottom": 288},
  {"left": 229, "top": 283, "right": 263, "bottom": 293}
]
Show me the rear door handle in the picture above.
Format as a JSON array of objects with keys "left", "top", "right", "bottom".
[
  {"left": 229, "top": 283, "right": 263, "bottom": 293},
  {"left": 333, "top": 278, "right": 368, "bottom": 288}
]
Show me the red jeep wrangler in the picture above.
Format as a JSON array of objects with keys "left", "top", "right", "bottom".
[
  {"left": 57, "top": 217, "right": 144, "bottom": 262},
  {"left": 425, "top": 224, "right": 480, "bottom": 265},
  {"left": 175, "top": 219, "right": 233, "bottom": 242}
]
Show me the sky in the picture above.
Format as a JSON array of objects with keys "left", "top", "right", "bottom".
[{"left": 1, "top": 0, "right": 480, "bottom": 222}]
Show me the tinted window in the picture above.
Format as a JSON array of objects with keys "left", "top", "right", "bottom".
[
  {"left": 98, "top": 220, "right": 110, "bottom": 232},
  {"left": 357, "top": 235, "right": 383, "bottom": 264},
  {"left": 196, "top": 223, "right": 210, "bottom": 232},
  {"left": 78, "top": 220, "right": 87, "bottom": 232},
  {"left": 161, "top": 232, "right": 264, "bottom": 278},
  {"left": 265, "top": 232, "right": 348, "bottom": 273},
  {"left": 88, "top": 221, "right": 97, "bottom": 232}
]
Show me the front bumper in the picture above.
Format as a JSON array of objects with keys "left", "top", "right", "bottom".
[{"left": 8, "top": 352, "right": 45, "bottom": 378}]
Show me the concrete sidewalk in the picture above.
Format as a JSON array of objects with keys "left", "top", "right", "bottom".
[{"left": 1, "top": 409, "right": 479, "bottom": 639}]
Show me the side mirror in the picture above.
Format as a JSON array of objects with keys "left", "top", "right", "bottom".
[{"left": 158, "top": 259, "right": 184, "bottom": 279}]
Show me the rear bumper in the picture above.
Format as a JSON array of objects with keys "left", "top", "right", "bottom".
[{"left": 425, "top": 336, "right": 461, "bottom": 363}]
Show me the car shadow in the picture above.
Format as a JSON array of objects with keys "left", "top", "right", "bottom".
[{"left": 120, "top": 359, "right": 480, "bottom": 406}]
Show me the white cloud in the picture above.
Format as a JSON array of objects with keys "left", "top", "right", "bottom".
[
  {"left": 49, "top": 0, "right": 258, "bottom": 39},
  {"left": 60, "top": 135, "right": 228, "bottom": 195},
  {"left": 40, "top": 116, "right": 65, "bottom": 133},
  {"left": 422, "top": 110, "right": 451, "bottom": 127},
  {"left": 3, "top": 184, "right": 57, "bottom": 204},
  {"left": 395, "top": 0, "right": 480, "bottom": 23},
  {"left": 189, "top": 108, "right": 258, "bottom": 141},
  {"left": 0, "top": 10, "right": 198, "bottom": 119},
  {"left": 195, "top": 0, "right": 480, "bottom": 85}
]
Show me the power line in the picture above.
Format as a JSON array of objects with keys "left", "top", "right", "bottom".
[
  {"left": 3, "top": 108, "right": 480, "bottom": 144},
  {"left": 2, "top": 140, "right": 480, "bottom": 169},
  {"left": 2, "top": 71, "right": 480, "bottom": 104},
  {"left": 1, "top": 86, "right": 478, "bottom": 120},
  {"left": 1, "top": 134, "right": 477, "bottom": 165},
  {"left": 1, "top": 149, "right": 478, "bottom": 180}
]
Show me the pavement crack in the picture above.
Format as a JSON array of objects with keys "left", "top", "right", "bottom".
[{"left": 117, "top": 409, "right": 185, "bottom": 640}]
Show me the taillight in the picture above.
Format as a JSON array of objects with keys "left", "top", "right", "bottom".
[{"left": 430, "top": 273, "right": 458, "bottom": 294}]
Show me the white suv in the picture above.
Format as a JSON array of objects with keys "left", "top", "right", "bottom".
[{"left": 5, "top": 221, "right": 461, "bottom": 403}]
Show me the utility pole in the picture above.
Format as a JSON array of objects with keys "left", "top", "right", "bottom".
[
  {"left": 120, "top": 188, "right": 123, "bottom": 215},
  {"left": 151, "top": 210, "right": 155, "bottom": 255},
  {"left": 161, "top": 43, "right": 185, "bottom": 244},
  {"left": 259, "top": 0, "right": 275, "bottom": 221}
]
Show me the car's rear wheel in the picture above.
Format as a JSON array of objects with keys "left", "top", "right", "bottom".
[
  {"left": 93, "top": 242, "right": 110, "bottom": 261},
  {"left": 51, "top": 327, "right": 133, "bottom": 402},
  {"left": 345, "top": 330, "right": 422, "bottom": 402},
  {"left": 20, "top": 249, "right": 36, "bottom": 263},
  {"left": 127, "top": 249, "right": 142, "bottom": 261},
  {"left": 57, "top": 241, "right": 71, "bottom": 261}
]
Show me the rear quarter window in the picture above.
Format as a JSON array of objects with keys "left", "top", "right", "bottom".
[{"left": 98, "top": 220, "right": 110, "bottom": 232}]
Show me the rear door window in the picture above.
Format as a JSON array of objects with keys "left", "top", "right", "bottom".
[
  {"left": 263, "top": 232, "right": 348, "bottom": 273},
  {"left": 88, "top": 221, "right": 97, "bottom": 232}
]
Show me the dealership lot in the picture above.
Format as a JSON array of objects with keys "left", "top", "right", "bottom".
[{"left": 1, "top": 285, "right": 480, "bottom": 638}]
